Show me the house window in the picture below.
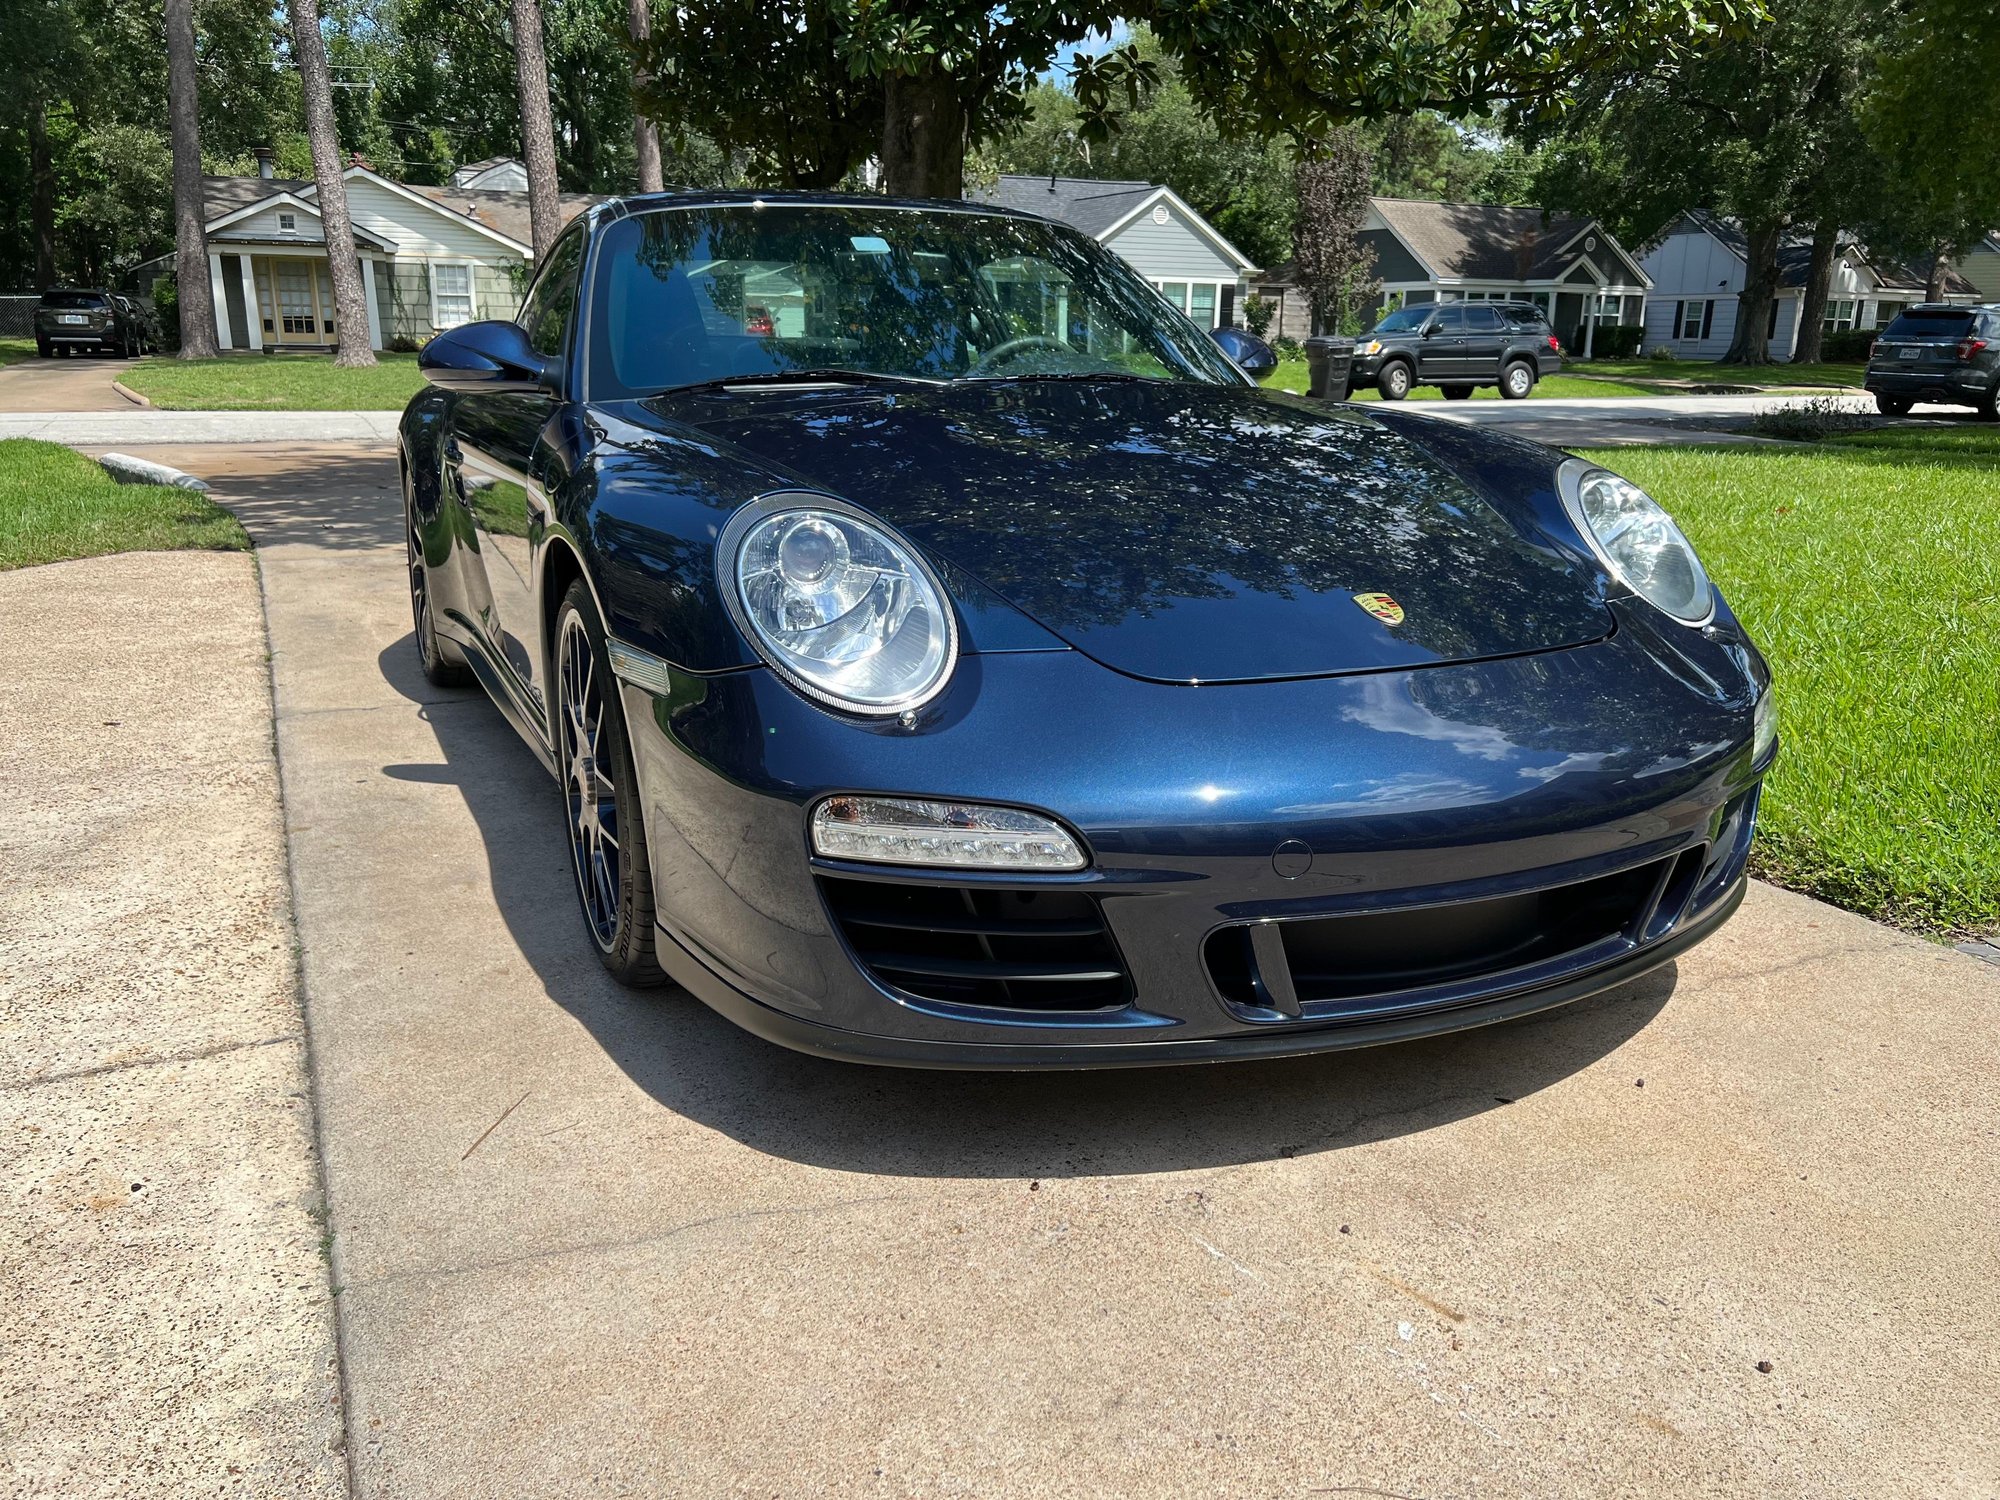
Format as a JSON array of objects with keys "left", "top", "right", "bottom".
[
  {"left": 1873, "top": 301, "right": 1904, "bottom": 329},
  {"left": 1148, "top": 279, "right": 1229, "bottom": 329},
  {"left": 1188, "top": 284, "right": 1217, "bottom": 328},
  {"left": 1592, "top": 293, "right": 1622, "bottom": 326},
  {"left": 1822, "top": 298, "right": 1857, "bottom": 333},
  {"left": 432, "top": 263, "right": 475, "bottom": 327},
  {"left": 1675, "top": 299, "right": 1714, "bottom": 340},
  {"left": 277, "top": 212, "right": 296, "bottom": 235}
]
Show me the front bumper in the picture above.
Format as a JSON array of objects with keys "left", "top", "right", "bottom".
[{"left": 618, "top": 604, "right": 1768, "bottom": 1068}]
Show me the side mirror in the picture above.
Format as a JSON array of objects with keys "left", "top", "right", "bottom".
[
  {"left": 1419, "top": 323, "right": 1438, "bottom": 339},
  {"left": 420, "top": 320, "right": 561, "bottom": 395},
  {"left": 1209, "top": 326, "right": 1278, "bottom": 381}
]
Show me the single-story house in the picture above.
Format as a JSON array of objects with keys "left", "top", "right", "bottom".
[
  {"left": 974, "top": 175, "right": 1259, "bottom": 330},
  {"left": 1255, "top": 197, "right": 1651, "bottom": 352},
  {"left": 1637, "top": 212, "right": 1982, "bottom": 360},
  {"left": 198, "top": 157, "right": 598, "bottom": 351}
]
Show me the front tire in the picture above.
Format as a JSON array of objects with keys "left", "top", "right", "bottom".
[
  {"left": 1500, "top": 361, "right": 1536, "bottom": 400},
  {"left": 406, "top": 508, "right": 472, "bottom": 687},
  {"left": 555, "top": 581, "right": 666, "bottom": 987},
  {"left": 1377, "top": 361, "right": 1413, "bottom": 401}
]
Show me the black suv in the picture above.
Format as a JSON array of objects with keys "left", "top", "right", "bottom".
[
  {"left": 33, "top": 288, "right": 151, "bottom": 358},
  {"left": 1865, "top": 304, "right": 2000, "bottom": 418},
  {"left": 1350, "top": 300, "right": 1563, "bottom": 401}
]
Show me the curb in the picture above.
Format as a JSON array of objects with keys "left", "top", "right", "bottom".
[
  {"left": 111, "top": 380, "right": 152, "bottom": 408},
  {"left": 96, "top": 451, "right": 210, "bottom": 492}
]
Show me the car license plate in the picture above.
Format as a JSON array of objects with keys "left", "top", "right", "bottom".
[
  {"left": 61, "top": 314, "right": 84, "bottom": 324},
  {"left": 1897, "top": 346, "right": 1919, "bottom": 361}
]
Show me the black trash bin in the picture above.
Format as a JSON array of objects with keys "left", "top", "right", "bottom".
[{"left": 1303, "top": 335, "right": 1355, "bottom": 401}]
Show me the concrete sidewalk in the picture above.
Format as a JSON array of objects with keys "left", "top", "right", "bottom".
[
  {"left": 115, "top": 441, "right": 1998, "bottom": 1496},
  {"left": 0, "top": 550, "right": 344, "bottom": 1497}
]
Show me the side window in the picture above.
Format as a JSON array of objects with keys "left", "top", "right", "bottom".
[
  {"left": 1468, "top": 306, "right": 1505, "bottom": 332},
  {"left": 518, "top": 231, "right": 586, "bottom": 358},
  {"left": 1431, "top": 304, "right": 1466, "bottom": 332}
]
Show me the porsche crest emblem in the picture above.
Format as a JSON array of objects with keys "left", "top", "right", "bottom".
[{"left": 1352, "top": 591, "right": 1405, "bottom": 626}]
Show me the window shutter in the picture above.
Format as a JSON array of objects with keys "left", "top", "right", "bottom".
[
  {"left": 1673, "top": 301, "right": 1684, "bottom": 336},
  {"left": 1701, "top": 300, "right": 1715, "bottom": 340}
]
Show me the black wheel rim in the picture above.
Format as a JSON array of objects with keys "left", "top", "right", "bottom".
[
  {"left": 558, "top": 612, "right": 621, "bottom": 951},
  {"left": 406, "top": 518, "right": 438, "bottom": 669}
]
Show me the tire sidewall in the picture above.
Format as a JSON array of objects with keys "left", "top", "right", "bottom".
[
  {"left": 1379, "top": 362, "right": 1411, "bottom": 400},
  {"left": 554, "top": 581, "right": 659, "bottom": 979},
  {"left": 1502, "top": 362, "right": 1534, "bottom": 399}
]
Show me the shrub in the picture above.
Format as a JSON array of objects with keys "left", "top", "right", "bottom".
[
  {"left": 1750, "top": 394, "right": 1873, "bottom": 441},
  {"left": 386, "top": 333, "right": 430, "bottom": 354},
  {"left": 151, "top": 274, "right": 180, "bottom": 353},
  {"left": 1819, "top": 328, "right": 1876, "bottom": 363},
  {"left": 1271, "top": 335, "right": 1302, "bottom": 357},
  {"left": 1241, "top": 293, "right": 1275, "bottom": 340},
  {"left": 1648, "top": 343, "right": 1678, "bottom": 361},
  {"left": 1579, "top": 325, "right": 1645, "bottom": 360}
]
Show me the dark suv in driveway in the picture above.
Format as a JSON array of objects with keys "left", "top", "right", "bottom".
[
  {"left": 33, "top": 288, "right": 150, "bottom": 357},
  {"left": 1865, "top": 304, "right": 2000, "bottom": 418},
  {"left": 1350, "top": 300, "right": 1563, "bottom": 401}
]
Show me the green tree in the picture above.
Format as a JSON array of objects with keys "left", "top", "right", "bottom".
[
  {"left": 1293, "top": 132, "right": 1378, "bottom": 335},
  {"left": 1525, "top": 0, "right": 1887, "bottom": 364},
  {"left": 636, "top": 0, "right": 1744, "bottom": 200}
]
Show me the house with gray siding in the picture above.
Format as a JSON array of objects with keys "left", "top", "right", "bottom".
[
  {"left": 1256, "top": 197, "right": 1649, "bottom": 353},
  {"left": 975, "top": 175, "right": 1258, "bottom": 329},
  {"left": 199, "top": 160, "right": 598, "bottom": 352},
  {"left": 1637, "top": 213, "right": 1982, "bottom": 360}
]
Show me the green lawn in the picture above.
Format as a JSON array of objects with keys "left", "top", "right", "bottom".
[
  {"left": 121, "top": 351, "right": 427, "bottom": 410},
  {"left": 0, "top": 337, "right": 36, "bottom": 367},
  {"left": 1268, "top": 356, "right": 1652, "bottom": 400},
  {"left": 1580, "top": 437, "right": 1999, "bottom": 937},
  {"left": 0, "top": 438, "right": 248, "bottom": 570},
  {"left": 1580, "top": 358, "right": 1865, "bottom": 389}
]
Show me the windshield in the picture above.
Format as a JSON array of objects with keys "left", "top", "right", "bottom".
[
  {"left": 1880, "top": 309, "right": 1976, "bottom": 340},
  {"left": 585, "top": 204, "right": 1243, "bottom": 398},
  {"left": 1367, "top": 306, "right": 1431, "bottom": 336}
]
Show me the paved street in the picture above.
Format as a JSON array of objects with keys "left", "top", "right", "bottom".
[{"left": 71, "top": 440, "right": 1996, "bottom": 1496}]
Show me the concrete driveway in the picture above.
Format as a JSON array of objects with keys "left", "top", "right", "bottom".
[
  {"left": 0, "top": 352, "right": 143, "bottom": 413},
  {"left": 100, "top": 444, "right": 2000, "bottom": 1495}
]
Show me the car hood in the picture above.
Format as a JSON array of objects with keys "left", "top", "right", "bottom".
[{"left": 642, "top": 380, "right": 1610, "bottom": 685}]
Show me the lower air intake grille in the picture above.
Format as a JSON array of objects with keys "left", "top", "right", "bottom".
[{"left": 818, "top": 875, "right": 1131, "bottom": 1012}]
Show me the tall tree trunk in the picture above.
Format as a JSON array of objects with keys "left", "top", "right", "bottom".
[
  {"left": 1925, "top": 244, "right": 1951, "bottom": 301},
  {"left": 288, "top": 0, "right": 377, "bottom": 367},
  {"left": 165, "top": 0, "right": 219, "bottom": 358},
  {"left": 627, "top": 0, "right": 662, "bottom": 193},
  {"left": 1791, "top": 219, "right": 1838, "bottom": 365},
  {"left": 1721, "top": 218, "right": 1783, "bottom": 365},
  {"left": 880, "top": 68, "right": 964, "bottom": 198},
  {"left": 510, "top": 0, "right": 563, "bottom": 258},
  {"left": 28, "top": 99, "right": 56, "bottom": 289}
]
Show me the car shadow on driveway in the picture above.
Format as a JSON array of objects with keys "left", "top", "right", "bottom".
[{"left": 379, "top": 635, "right": 1674, "bottom": 1180}]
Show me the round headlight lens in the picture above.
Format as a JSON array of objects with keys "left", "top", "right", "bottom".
[
  {"left": 724, "top": 499, "right": 956, "bottom": 713},
  {"left": 1560, "top": 461, "right": 1713, "bottom": 625}
]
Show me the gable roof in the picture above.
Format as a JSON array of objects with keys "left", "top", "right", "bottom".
[
  {"left": 201, "top": 178, "right": 394, "bottom": 249},
  {"left": 974, "top": 175, "right": 1257, "bottom": 271},
  {"left": 1369, "top": 197, "right": 1647, "bottom": 286},
  {"left": 978, "top": 176, "right": 1161, "bottom": 237},
  {"left": 202, "top": 167, "right": 602, "bottom": 260},
  {"left": 1684, "top": 211, "right": 1979, "bottom": 295}
]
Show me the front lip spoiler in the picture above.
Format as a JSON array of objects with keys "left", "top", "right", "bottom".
[{"left": 652, "top": 874, "right": 1747, "bottom": 1071}]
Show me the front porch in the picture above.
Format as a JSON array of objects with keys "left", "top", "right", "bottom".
[{"left": 209, "top": 248, "right": 384, "bottom": 353}]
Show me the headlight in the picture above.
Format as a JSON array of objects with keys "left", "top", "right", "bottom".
[
  {"left": 1361, "top": 339, "right": 1382, "bottom": 355},
  {"left": 812, "top": 795, "right": 1086, "bottom": 870},
  {"left": 1558, "top": 460, "right": 1713, "bottom": 625},
  {"left": 1753, "top": 685, "right": 1778, "bottom": 765},
  {"left": 719, "top": 494, "right": 957, "bottom": 714}
]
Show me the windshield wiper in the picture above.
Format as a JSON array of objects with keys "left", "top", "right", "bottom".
[
  {"left": 663, "top": 368, "right": 940, "bottom": 395},
  {"left": 969, "top": 371, "right": 1168, "bottom": 384}
]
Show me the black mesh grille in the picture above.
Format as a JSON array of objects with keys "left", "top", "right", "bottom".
[{"left": 819, "top": 875, "right": 1131, "bottom": 1012}]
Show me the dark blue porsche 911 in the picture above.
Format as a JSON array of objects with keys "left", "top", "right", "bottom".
[{"left": 401, "top": 190, "right": 1776, "bottom": 1068}]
